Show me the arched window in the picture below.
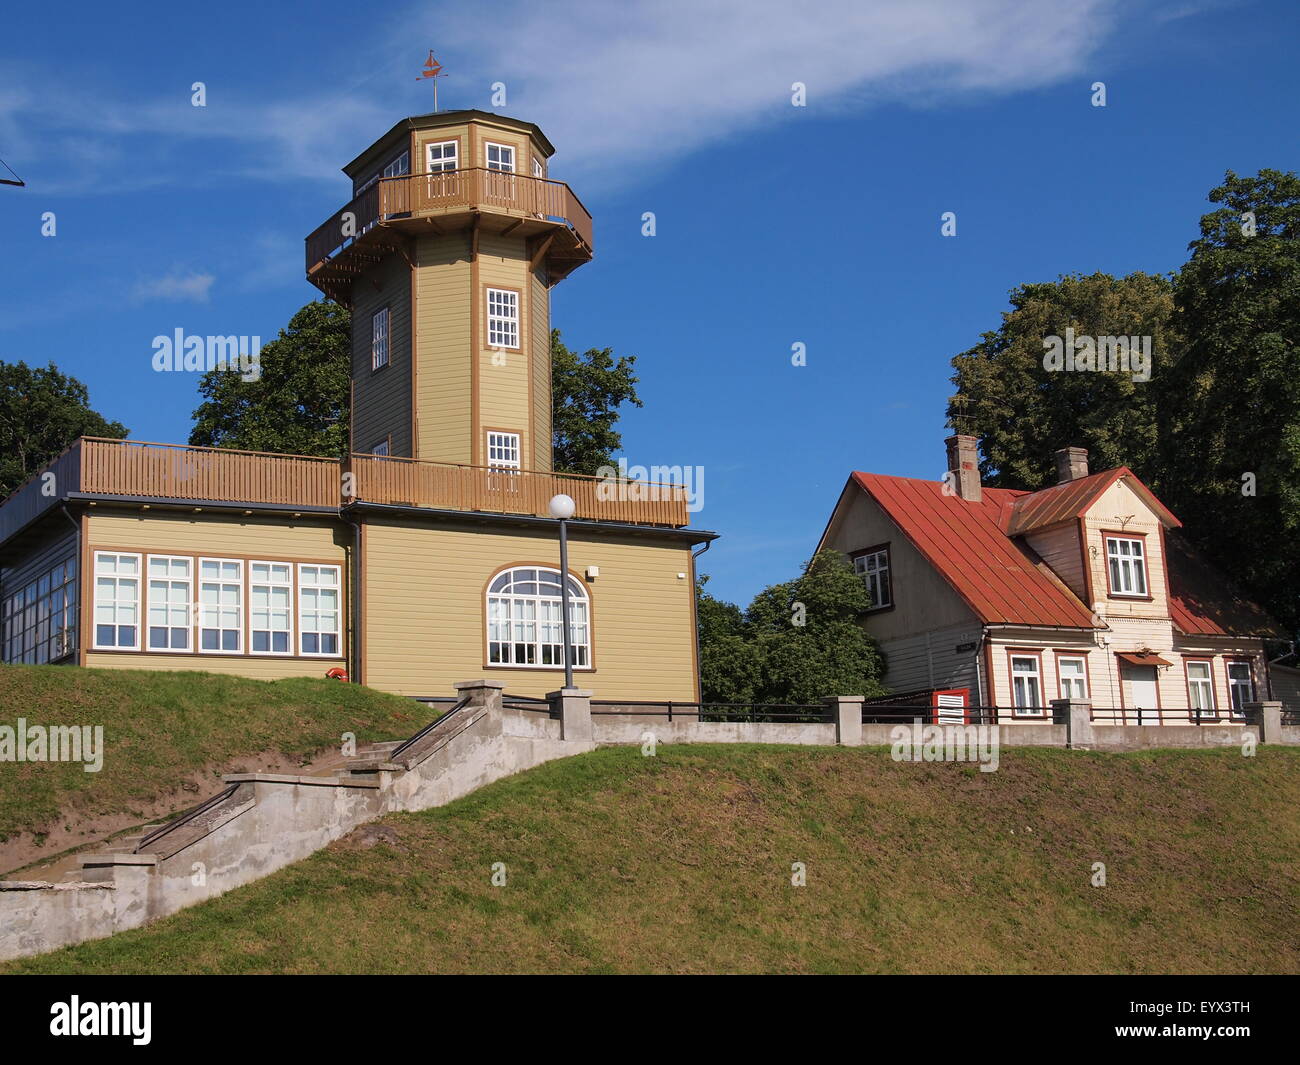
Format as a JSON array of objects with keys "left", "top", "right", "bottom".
[{"left": 487, "top": 567, "right": 590, "bottom": 668}]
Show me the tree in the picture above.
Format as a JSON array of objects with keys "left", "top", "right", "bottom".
[
  {"left": 698, "top": 551, "right": 887, "bottom": 704},
  {"left": 947, "top": 271, "right": 1175, "bottom": 489},
  {"left": 0, "top": 361, "right": 127, "bottom": 499},
  {"left": 189, "top": 300, "right": 350, "bottom": 457},
  {"left": 186, "top": 307, "right": 641, "bottom": 472},
  {"left": 551, "top": 329, "right": 642, "bottom": 474},
  {"left": 1159, "top": 169, "right": 1300, "bottom": 632}
]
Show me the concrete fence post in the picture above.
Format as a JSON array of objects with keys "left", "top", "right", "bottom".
[
  {"left": 454, "top": 679, "right": 505, "bottom": 715},
  {"left": 1243, "top": 701, "right": 1282, "bottom": 744},
  {"left": 823, "top": 695, "right": 864, "bottom": 747},
  {"left": 1050, "top": 699, "right": 1093, "bottom": 748},
  {"left": 548, "top": 689, "right": 593, "bottom": 742}
]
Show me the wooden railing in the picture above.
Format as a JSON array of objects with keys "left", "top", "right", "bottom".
[
  {"left": 305, "top": 168, "right": 594, "bottom": 273},
  {"left": 348, "top": 454, "right": 688, "bottom": 527},
  {"left": 0, "top": 440, "right": 691, "bottom": 544},
  {"left": 78, "top": 438, "right": 341, "bottom": 507}
]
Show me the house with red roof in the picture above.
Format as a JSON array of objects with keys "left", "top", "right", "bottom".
[{"left": 817, "top": 435, "right": 1285, "bottom": 723}]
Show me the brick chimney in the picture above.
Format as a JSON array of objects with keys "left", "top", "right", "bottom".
[
  {"left": 944, "top": 434, "right": 982, "bottom": 503},
  {"left": 1055, "top": 446, "right": 1089, "bottom": 485}
]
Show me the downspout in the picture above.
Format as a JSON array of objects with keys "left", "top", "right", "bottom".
[
  {"left": 340, "top": 506, "right": 362, "bottom": 685},
  {"left": 974, "top": 627, "right": 987, "bottom": 713},
  {"left": 691, "top": 540, "right": 711, "bottom": 702}
]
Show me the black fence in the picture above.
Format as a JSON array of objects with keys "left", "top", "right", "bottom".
[
  {"left": 590, "top": 700, "right": 831, "bottom": 723},
  {"left": 1089, "top": 707, "right": 1251, "bottom": 726}
]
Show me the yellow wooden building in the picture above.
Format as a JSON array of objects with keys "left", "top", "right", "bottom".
[{"left": 0, "top": 110, "right": 715, "bottom": 701}]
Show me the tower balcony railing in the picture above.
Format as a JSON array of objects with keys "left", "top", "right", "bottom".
[
  {"left": 347, "top": 453, "right": 689, "bottom": 528},
  {"left": 0, "top": 439, "right": 691, "bottom": 545},
  {"left": 305, "top": 168, "right": 594, "bottom": 275}
]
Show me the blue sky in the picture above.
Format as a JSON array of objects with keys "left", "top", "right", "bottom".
[{"left": 1, "top": 0, "right": 1296, "bottom": 607}]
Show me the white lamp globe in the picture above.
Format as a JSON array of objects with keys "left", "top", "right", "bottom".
[{"left": 548, "top": 493, "right": 576, "bottom": 520}]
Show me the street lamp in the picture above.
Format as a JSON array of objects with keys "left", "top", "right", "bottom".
[{"left": 548, "top": 493, "right": 577, "bottom": 690}]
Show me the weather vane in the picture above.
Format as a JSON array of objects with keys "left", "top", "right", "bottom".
[
  {"left": 417, "top": 51, "right": 446, "bottom": 112},
  {"left": 0, "top": 155, "right": 23, "bottom": 188}
]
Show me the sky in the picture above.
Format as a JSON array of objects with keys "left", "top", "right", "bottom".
[{"left": 1, "top": 0, "right": 1297, "bottom": 608}]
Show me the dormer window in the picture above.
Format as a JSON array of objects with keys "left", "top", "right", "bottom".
[
  {"left": 485, "top": 143, "right": 515, "bottom": 172},
  {"left": 852, "top": 545, "right": 892, "bottom": 610},
  {"left": 1105, "top": 535, "right": 1148, "bottom": 597}
]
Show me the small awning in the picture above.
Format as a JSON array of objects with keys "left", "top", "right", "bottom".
[{"left": 1117, "top": 652, "right": 1174, "bottom": 668}]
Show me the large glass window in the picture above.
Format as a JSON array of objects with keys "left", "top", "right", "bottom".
[
  {"left": 250, "top": 562, "right": 293, "bottom": 655},
  {"left": 147, "top": 555, "right": 192, "bottom": 651},
  {"left": 198, "top": 558, "right": 243, "bottom": 653},
  {"left": 485, "top": 142, "right": 515, "bottom": 172},
  {"left": 3, "top": 557, "right": 76, "bottom": 663},
  {"left": 299, "top": 564, "right": 341, "bottom": 656},
  {"left": 94, "top": 552, "right": 140, "bottom": 650},
  {"left": 487, "top": 567, "right": 589, "bottom": 668}
]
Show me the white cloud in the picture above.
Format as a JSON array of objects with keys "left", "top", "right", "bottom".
[
  {"left": 132, "top": 272, "right": 215, "bottom": 304},
  {"left": 0, "top": 1, "right": 1125, "bottom": 197}
]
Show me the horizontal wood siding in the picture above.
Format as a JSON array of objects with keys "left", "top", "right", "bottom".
[
  {"left": 1084, "top": 480, "right": 1170, "bottom": 620},
  {"left": 1025, "top": 523, "right": 1086, "bottom": 602},
  {"left": 364, "top": 518, "right": 696, "bottom": 700},
  {"left": 0, "top": 444, "right": 81, "bottom": 545},
  {"left": 415, "top": 233, "right": 473, "bottom": 465},
  {"left": 478, "top": 232, "right": 532, "bottom": 460},
  {"left": 352, "top": 254, "right": 412, "bottom": 456},
  {"left": 82, "top": 652, "right": 343, "bottom": 679},
  {"left": 878, "top": 621, "right": 982, "bottom": 698},
  {"left": 531, "top": 271, "right": 552, "bottom": 472}
]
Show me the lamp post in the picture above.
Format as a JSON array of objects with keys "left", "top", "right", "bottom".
[{"left": 548, "top": 493, "right": 577, "bottom": 690}]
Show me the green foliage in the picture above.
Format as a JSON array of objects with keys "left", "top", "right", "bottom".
[
  {"left": 698, "top": 551, "right": 887, "bottom": 704},
  {"left": 189, "top": 300, "right": 351, "bottom": 457},
  {"left": 0, "top": 361, "right": 127, "bottom": 499},
  {"left": 1158, "top": 169, "right": 1300, "bottom": 632},
  {"left": 947, "top": 170, "right": 1300, "bottom": 633},
  {"left": 550, "top": 329, "right": 642, "bottom": 474},
  {"left": 947, "top": 271, "right": 1175, "bottom": 489}
]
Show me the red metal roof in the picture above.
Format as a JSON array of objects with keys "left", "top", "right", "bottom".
[
  {"left": 1007, "top": 466, "right": 1181, "bottom": 537},
  {"left": 852, "top": 472, "right": 1097, "bottom": 628},
  {"left": 1164, "top": 532, "right": 1282, "bottom": 637}
]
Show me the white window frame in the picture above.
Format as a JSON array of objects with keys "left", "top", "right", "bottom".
[
  {"left": 198, "top": 557, "right": 243, "bottom": 655},
  {"left": 485, "top": 142, "right": 515, "bottom": 172},
  {"left": 298, "top": 564, "right": 342, "bottom": 658},
  {"left": 487, "top": 431, "right": 521, "bottom": 471},
  {"left": 249, "top": 561, "right": 294, "bottom": 657},
  {"left": 371, "top": 306, "right": 390, "bottom": 371},
  {"left": 372, "top": 440, "right": 390, "bottom": 458},
  {"left": 487, "top": 567, "right": 591, "bottom": 670},
  {"left": 146, "top": 554, "right": 192, "bottom": 653},
  {"left": 1106, "top": 536, "right": 1148, "bottom": 597},
  {"left": 93, "top": 551, "right": 142, "bottom": 651},
  {"left": 1185, "top": 659, "right": 1216, "bottom": 716},
  {"left": 486, "top": 288, "right": 519, "bottom": 350},
  {"left": 852, "top": 549, "right": 891, "bottom": 610},
  {"left": 1057, "top": 655, "right": 1088, "bottom": 701},
  {"left": 426, "top": 140, "right": 458, "bottom": 173},
  {"left": 1226, "top": 660, "right": 1255, "bottom": 716},
  {"left": 532, "top": 156, "right": 544, "bottom": 179},
  {"left": 1011, "top": 655, "right": 1043, "bottom": 716}
]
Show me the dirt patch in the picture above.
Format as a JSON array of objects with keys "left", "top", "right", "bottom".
[{"left": 0, "top": 745, "right": 348, "bottom": 877}]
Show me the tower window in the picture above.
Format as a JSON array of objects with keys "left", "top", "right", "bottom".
[
  {"left": 485, "top": 142, "right": 515, "bottom": 172},
  {"left": 372, "top": 306, "right": 390, "bottom": 370},
  {"left": 487, "top": 431, "right": 521, "bottom": 470},
  {"left": 382, "top": 151, "right": 410, "bottom": 179},
  {"left": 486, "top": 288, "right": 519, "bottom": 349},
  {"left": 426, "top": 141, "right": 457, "bottom": 173}
]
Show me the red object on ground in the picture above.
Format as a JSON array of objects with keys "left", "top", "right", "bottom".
[{"left": 325, "top": 667, "right": 349, "bottom": 682}]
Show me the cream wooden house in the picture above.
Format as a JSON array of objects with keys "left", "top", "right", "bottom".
[
  {"left": 818, "top": 436, "right": 1284, "bottom": 722},
  {"left": 0, "top": 110, "right": 714, "bottom": 701}
]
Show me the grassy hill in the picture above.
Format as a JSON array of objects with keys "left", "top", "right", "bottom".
[
  {"left": 5, "top": 743, "right": 1298, "bottom": 974},
  {"left": 0, "top": 664, "right": 437, "bottom": 861}
]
